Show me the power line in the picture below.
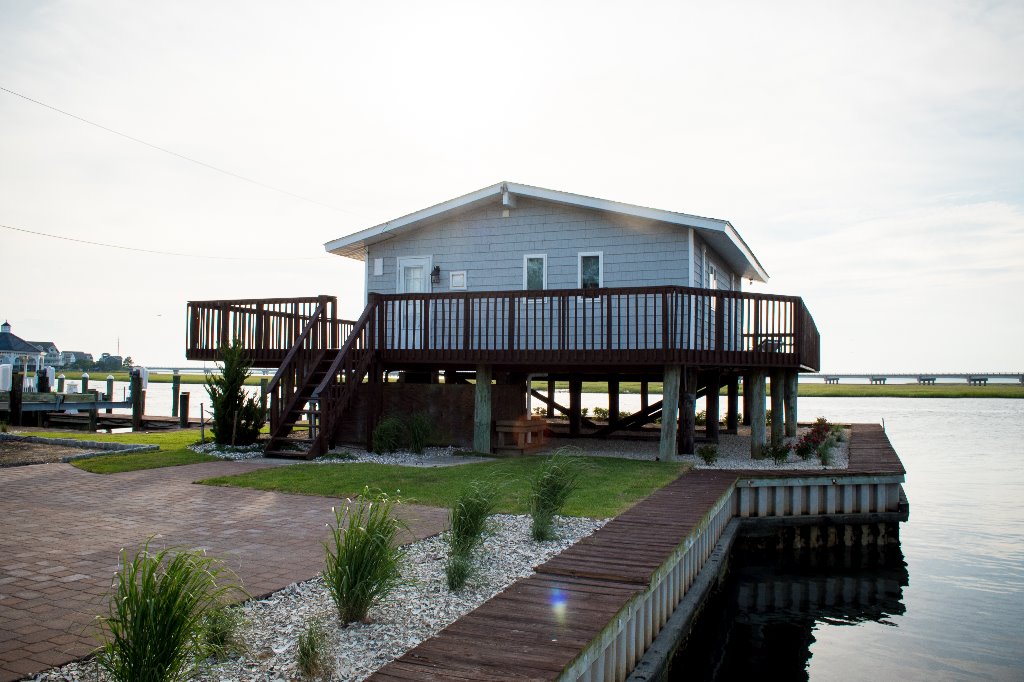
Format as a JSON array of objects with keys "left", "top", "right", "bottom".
[
  {"left": 1, "top": 222, "right": 331, "bottom": 261},
  {"left": 0, "top": 85, "right": 360, "bottom": 215}
]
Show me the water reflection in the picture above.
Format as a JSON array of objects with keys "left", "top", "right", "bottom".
[{"left": 671, "top": 543, "right": 908, "bottom": 680}]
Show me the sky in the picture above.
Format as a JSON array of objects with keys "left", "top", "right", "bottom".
[{"left": 1, "top": 0, "right": 1022, "bottom": 372}]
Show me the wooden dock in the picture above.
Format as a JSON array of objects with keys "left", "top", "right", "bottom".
[
  {"left": 34, "top": 413, "right": 202, "bottom": 430},
  {"left": 369, "top": 423, "right": 906, "bottom": 682}
]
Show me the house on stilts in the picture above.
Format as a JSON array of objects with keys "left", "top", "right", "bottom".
[{"left": 185, "top": 182, "right": 819, "bottom": 459}]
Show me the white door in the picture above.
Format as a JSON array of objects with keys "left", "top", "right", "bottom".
[{"left": 396, "top": 256, "right": 431, "bottom": 348}]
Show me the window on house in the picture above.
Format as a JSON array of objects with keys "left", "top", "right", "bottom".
[
  {"left": 524, "top": 254, "right": 547, "bottom": 290},
  {"left": 578, "top": 252, "right": 603, "bottom": 290}
]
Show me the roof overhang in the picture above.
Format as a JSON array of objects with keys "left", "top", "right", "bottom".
[{"left": 324, "top": 181, "right": 769, "bottom": 282}]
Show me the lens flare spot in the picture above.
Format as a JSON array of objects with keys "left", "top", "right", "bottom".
[{"left": 550, "top": 588, "right": 568, "bottom": 624}]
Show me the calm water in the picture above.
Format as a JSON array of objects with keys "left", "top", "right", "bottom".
[{"left": 675, "top": 398, "right": 1024, "bottom": 680}]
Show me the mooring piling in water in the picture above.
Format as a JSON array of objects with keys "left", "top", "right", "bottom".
[{"left": 171, "top": 370, "right": 181, "bottom": 417}]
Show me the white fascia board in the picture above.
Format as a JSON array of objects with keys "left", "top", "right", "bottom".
[{"left": 323, "top": 183, "right": 505, "bottom": 260}]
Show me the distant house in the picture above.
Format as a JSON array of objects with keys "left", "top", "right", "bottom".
[
  {"left": 0, "top": 321, "right": 44, "bottom": 371},
  {"left": 60, "top": 350, "right": 94, "bottom": 367},
  {"left": 28, "top": 341, "right": 61, "bottom": 368},
  {"left": 187, "top": 181, "right": 819, "bottom": 460}
]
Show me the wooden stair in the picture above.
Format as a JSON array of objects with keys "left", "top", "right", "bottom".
[{"left": 263, "top": 298, "right": 379, "bottom": 460}]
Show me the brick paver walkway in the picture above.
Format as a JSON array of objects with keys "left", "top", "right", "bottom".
[{"left": 0, "top": 460, "right": 448, "bottom": 681}]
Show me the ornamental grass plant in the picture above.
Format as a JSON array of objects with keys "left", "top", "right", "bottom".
[
  {"left": 529, "top": 451, "right": 583, "bottom": 541},
  {"left": 296, "top": 618, "right": 332, "bottom": 680},
  {"left": 445, "top": 480, "right": 498, "bottom": 590},
  {"left": 323, "top": 488, "right": 408, "bottom": 624},
  {"left": 95, "top": 542, "right": 243, "bottom": 682}
]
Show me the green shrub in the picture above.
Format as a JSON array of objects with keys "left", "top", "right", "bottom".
[
  {"left": 696, "top": 444, "right": 718, "bottom": 465},
  {"left": 202, "top": 606, "right": 247, "bottom": 660},
  {"left": 619, "top": 410, "right": 632, "bottom": 420},
  {"left": 695, "top": 409, "right": 707, "bottom": 426},
  {"left": 205, "top": 340, "right": 266, "bottom": 446},
  {"left": 323, "top": 489, "right": 407, "bottom": 623},
  {"left": 532, "top": 406, "right": 548, "bottom": 417},
  {"left": 592, "top": 407, "right": 609, "bottom": 420},
  {"left": 0, "top": 420, "right": 7, "bottom": 433},
  {"left": 831, "top": 424, "right": 845, "bottom": 442},
  {"left": 766, "top": 441, "right": 791, "bottom": 465},
  {"left": 445, "top": 480, "right": 498, "bottom": 590},
  {"left": 296, "top": 619, "right": 331, "bottom": 680},
  {"left": 372, "top": 417, "right": 405, "bottom": 454},
  {"left": 407, "top": 412, "right": 432, "bottom": 454},
  {"left": 818, "top": 434, "right": 837, "bottom": 466},
  {"left": 95, "top": 542, "right": 242, "bottom": 682},
  {"left": 580, "top": 407, "right": 589, "bottom": 418},
  {"left": 529, "top": 452, "right": 582, "bottom": 541}
]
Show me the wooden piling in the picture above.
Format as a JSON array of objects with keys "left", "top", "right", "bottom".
[
  {"left": 770, "top": 369, "right": 785, "bottom": 446},
  {"left": 171, "top": 371, "right": 181, "bottom": 417},
  {"left": 81, "top": 372, "right": 89, "bottom": 394},
  {"left": 784, "top": 370, "right": 799, "bottom": 437},
  {"left": 640, "top": 380, "right": 649, "bottom": 412},
  {"left": 726, "top": 374, "right": 739, "bottom": 434},
  {"left": 130, "top": 370, "right": 145, "bottom": 432},
  {"left": 749, "top": 371, "right": 766, "bottom": 459},
  {"left": 679, "top": 367, "right": 698, "bottom": 455},
  {"left": 37, "top": 370, "right": 50, "bottom": 393},
  {"left": 705, "top": 369, "right": 721, "bottom": 442},
  {"left": 742, "top": 373, "right": 752, "bottom": 426},
  {"left": 569, "top": 376, "right": 582, "bottom": 437},
  {"left": 9, "top": 372, "right": 23, "bottom": 427},
  {"left": 105, "top": 375, "right": 114, "bottom": 414},
  {"left": 179, "top": 392, "right": 190, "bottom": 428},
  {"left": 473, "top": 365, "right": 493, "bottom": 454},
  {"left": 56, "top": 374, "right": 65, "bottom": 393},
  {"left": 608, "top": 375, "right": 620, "bottom": 428},
  {"left": 659, "top": 365, "right": 680, "bottom": 460}
]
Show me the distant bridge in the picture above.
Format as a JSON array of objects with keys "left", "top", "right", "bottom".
[{"left": 802, "top": 373, "right": 1024, "bottom": 385}]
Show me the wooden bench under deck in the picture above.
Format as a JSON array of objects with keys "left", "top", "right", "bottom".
[{"left": 494, "top": 417, "right": 547, "bottom": 455}]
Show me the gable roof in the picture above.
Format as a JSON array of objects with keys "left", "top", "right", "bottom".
[
  {"left": 324, "top": 181, "right": 769, "bottom": 282},
  {"left": 0, "top": 330, "right": 42, "bottom": 354}
]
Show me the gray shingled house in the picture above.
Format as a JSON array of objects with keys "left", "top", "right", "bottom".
[{"left": 187, "top": 182, "right": 819, "bottom": 459}]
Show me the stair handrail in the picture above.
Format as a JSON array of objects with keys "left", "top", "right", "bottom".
[
  {"left": 311, "top": 298, "right": 377, "bottom": 400},
  {"left": 266, "top": 300, "right": 325, "bottom": 396}
]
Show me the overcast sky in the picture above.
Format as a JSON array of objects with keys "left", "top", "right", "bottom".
[{"left": 1, "top": 0, "right": 1021, "bottom": 372}]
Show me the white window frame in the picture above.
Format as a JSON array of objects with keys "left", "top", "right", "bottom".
[
  {"left": 577, "top": 251, "right": 604, "bottom": 289},
  {"left": 449, "top": 270, "right": 467, "bottom": 290},
  {"left": 523, "top": 254, "right": 548, "bottom": 291}
]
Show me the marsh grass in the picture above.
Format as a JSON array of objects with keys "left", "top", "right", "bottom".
[
  {"left": 296, "top": 619, "right": 332, "bottom": 680},
  {"left": 529, "top": 451, "right": 583, "bottom": 541},
  {"left": 445, "top": 480, "right": 498, "bottom": 590},
  {"left": 95, "top": 542, "right": 243, "bottom": 682},
  {"left": 323, "top": 488, "right": 408, "bottom": 623},
  {"left": 371, "top": 417, "right": 405, "bottom": 454},
  {"left": 406, "top": 412, "right": 433, "bottom": 454},
  {"left": 202, "top": 605, "right": 247, "bottom": 661}
]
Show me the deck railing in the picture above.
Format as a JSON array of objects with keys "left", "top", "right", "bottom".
[
  {"left": 186, "top": 287, "right": 820, "bottom": 371},
  {"left": 376, "top": 286, "right": 820, "bottom": 370},
  {"left": 186, "top": 296, "right": 353, "bottom": 365}
]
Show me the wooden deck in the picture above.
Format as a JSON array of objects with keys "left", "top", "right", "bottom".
[
  {"left": 186, "top": 287, "right": 820, "bottom": 372},
  {"left": 368, "top": 423, "right": 906, "bottom": 682}
]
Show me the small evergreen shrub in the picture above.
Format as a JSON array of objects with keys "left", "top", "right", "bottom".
[
  {"left": 296, "top": 619, "right": 331, "bottom": 680},
  {"left": 323, "top": 489, "right": 407, "bottom": 623},
  {"left": 95, "top": 542, "right": 242, "bottom": 682},
  {"left": 529, "top": 451, "right": 582, "bottom": 541},
  {"left": 205, "top": 340, "right": 266, "bottom": 446},
  {"left": 696, "top": 444, "right": 719, "bottom": 465},
  {"left": 372, "top": 417, "right": 405, "bottom": 454},
  {"left": 818, "top": 434, "right": 837, "bottom": 466},
  {"left": 406, "top": 412, "right": 432, "bottom": 454},
  {"left": 766, "top": 441, "right": 791, "bottom": 465},
  {"left": 0, "top": 420, "right": 7, "bottom": 432},
  {"left": 592, "top": 407, "right": 609, "bottom": 420},
  {"left": 580, "top": 407, "right": 589, "bottom": 418},
  {"left": 695, "top": 409, "right": 707, "bottom": 426}
]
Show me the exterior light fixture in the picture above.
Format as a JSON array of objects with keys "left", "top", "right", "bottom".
[{"left": 431, "top": 265, "right": 441, "bottom": 285}]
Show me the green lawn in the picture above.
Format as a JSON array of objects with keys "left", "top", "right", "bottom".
[
  {"left": 200, "top": 456, "right": 688, "bottom": 518},
  {"left": 74, "top": 449, "right": 219, "bottom": 474}
]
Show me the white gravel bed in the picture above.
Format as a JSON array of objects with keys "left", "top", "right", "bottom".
[
  {"left": 189, "top": 441, "right": 266, "bottom": 460},
  {"left": 316, "top": 445, "right": 494, "bottom": 467},
  {"left": 680, "top": 427, "right": 850, "bottom": 470},
  {"left": 31, "top": 514, "right": 604, "bottom": 682}
]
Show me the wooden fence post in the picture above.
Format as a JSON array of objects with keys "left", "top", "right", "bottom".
[
  {"left": 106, "top": 375, "right": 114, "bottom": 414},
  {"left": 179, "top": 392, "right": 190, "bottom": 428},
  {"left": 10, "top": 372, "right": 23, "bottom": 427},
  {"left": 131, "top": 370, "right": 145, "bottom": 432}
]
